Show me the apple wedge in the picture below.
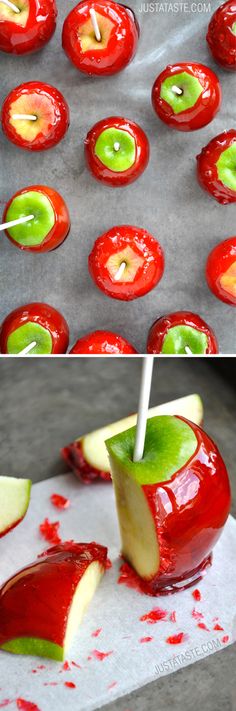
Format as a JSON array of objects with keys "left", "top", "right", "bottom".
[
  {"left": 0, "top": 541, "right": 107, "bottom": 661},
  {"left": 62, "top": 394, "right": 203, "bottom": 483},
  {"left": 0, "top": 476, "right": 31, "bottom": 538},
  {"left": 106, "top": 415, "right": 231, "bottom": 594}
]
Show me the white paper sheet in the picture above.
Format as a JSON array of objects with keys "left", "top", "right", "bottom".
[{"left": 0, "top": 473, "right": 235, "bottom": 711}]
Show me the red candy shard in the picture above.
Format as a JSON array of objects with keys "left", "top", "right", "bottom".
[
  {"left": 139, "top": 607, "right": 168, "bottom": 623},
  {"left": 169, "top": 611, "right": 176, "bottom": 623},
  {"left": 0, "top": 703, "right": 13, "bottom": 709},
  {"left": 139, "top": 636, "right": 153, "bottom": 643},
  {"left": 197, "top": 622, "right": 210, "bottom": 631},
  {"left": 50, "top": 494, "right": 70, "bottom": 510},
  {"left": 16, "top": 701, "right": 41, "bottom": 711},
  {"left": 107, "top": 682, "right": 117, "bottom": 690},
  {"left": 192, "top": 608, "right": 204, "bottom": 620},
  {"left": 64, "top": 682, "right": 76, "bottom": 689},
  {"left": 71, "top": 661, "right": 81, "bottom": 669},
  {"left": 192, "top": 589, "right": 201, "bottom": 601},
  {"left": 90, "top": 649, "right": 113, "bottom": 661},
  {"left": 214, "top": 623, "right": 224, "bottom": 631},
  {"left": 91, "top": 628, "right": 102, "bottom": 638},
  {"left": 61, "top": 441, "right": 111, "bottom": 484},
  {"left": 62, "top": 661, "right": 70, "bottom": 671},
  {"left": 166, "top": 632, "right": 188, "bottom": 645},
  {"left": 105, "top": 558, "right": 112, "bottom": 569},
  {"left": 39, "top": 518, "right": 61, "bottom": 544},
  {"left": 222, "top": 635, "right": 229, "bottom": 644}
]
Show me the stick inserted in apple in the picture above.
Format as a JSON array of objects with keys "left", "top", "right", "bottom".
[
  {"left": 106, "top": 360, "right": 231, "bottom": 594},
  {"left": 88, "top": 225, "right": 164, "bottom": 300},
  {"left": 62, "top": 0, "right": 139, "bottom": 76},
  {"left": 0, "top": 476, "right": 31, "bottom": 538},
  {"left": 61, "top": 393, "right": 203, "bottom": 483},
  {"left": 197, "top": 129, "right": 236, "bottom": 204},
  {"left": 147, "top": 311, "right": 218, "bottom": 354},
  {"left": 0, "top": 541, "right": 107, "bottom": 660},
  {"left": 207, "top": 1, "right": 236, "bottom": 70},
  {"left": 152, "top": 62, "right": 221, "bottom": 131},
  {"left": 70, "top": 330, "right": 137, "bottom": 354},
  {"left": 2, "top": 185, "right": 70, "bottom": 253},
  {"left": 0, "top": 0, "right": 57, "bottom": 54},
  {"left": 0, "top": 303, "right": 69, "bottom": 354},
  {"left": 206, "top": 236, "right": 236, "bottom": 305},
  {"left": 85, "top": 116, "right": 149, "bottom": 187},
  {"left": 1, "top": 81, "right": 70, "bottom": 151}
]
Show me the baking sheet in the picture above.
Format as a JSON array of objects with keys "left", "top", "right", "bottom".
[
  {"left": 0, "top": 0, "right": 236, "bottom": 354},
  {"left": 0, "top": 472, "right": 235, "bottom": 711}
]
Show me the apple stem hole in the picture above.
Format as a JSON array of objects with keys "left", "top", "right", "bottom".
[
  {"left": 0, "top": 214, "right": 34, "bottom": 233},
  {"left": 89, "top": 8, "right": 102, "bottom": 42},
  {"left": 12, "top": 114, "right": 38, "bottom": 121},
  {"left": 18, "top": 341, "right": 37, "bottom": 356},
  {"left": 172, "top": 85, "right": 183, "bottom": 96},
  {"left": 1, "top": 0, "right": 20, "bottom": 12},
  {"left": 114, "top": 261, "right": 126, "bottom": 281}
]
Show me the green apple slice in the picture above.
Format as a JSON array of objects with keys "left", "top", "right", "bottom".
[
  {"left": 0, "top": 476, "right": 31, "bottom": 537},
  {"left": 95, "top": 128, "right": 136, "bottom": 172},
  {"left": 160, "top": 72, "right": 203, "bottom": 114},
  {"left": 161, "top": 326, "right": 208, "bottom": 354},
  {"left": 216, "top": 143, "right": 236, "bottom": 192},
  {"left": 106, "top": 415, "right": 197, "bottom": 579},
  {"left": 79, "top": 394, "right": 203, "bottom": 474},
  {"left": 7, "top": 322, "right": 52, "bottom": 355},
  {"left": 5, "top": 191, "right": 55, "bottom": 247}
]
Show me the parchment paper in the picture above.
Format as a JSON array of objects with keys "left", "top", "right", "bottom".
[
  {"left": 0, "top": 0, "right": 236, "bottom": 353},
  {"left": 0, "top": 472, "right": 235, "bottom": 711}
]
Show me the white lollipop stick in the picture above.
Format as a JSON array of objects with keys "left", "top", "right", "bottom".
[
  {"left": 0, "top": 0, "right": 20, "bottom": 13},
  {"left": 133, "top": 356, "right": 154, "bottom": 462},
  {"left": 114, "top": 261, "right": 126, "bottom": 281},
  {"left": 12, "top": 114, "right": 37, "bottom": 121},
  {"left": 114, "top": 142, "right": 120, "bottom": 152},
  {"left": 172, "top": 85, "right": 183, "bottom": 95},
  {"left": 184, "top": 346, "right": 192, "bottom": 355},
  {"left": 0, "top": 214, "right": 34, "bottom": 232},
  {"left": 18, "top": 341, "right": 37, "bottom": 356},
  {"left": 89, "top": 8, "right": 101, "bottom": 41}
]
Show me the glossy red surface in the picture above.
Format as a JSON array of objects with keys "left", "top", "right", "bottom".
[
  {"left": 0, "top": 0, "right": 57, "bottom": 54},
  {"left": 69, "top": 330, "right": 137, "bottom": 354},
  {"left": 152, "top": 62, "right": 221, "bottom": 131},
  {"left": 88, "top": 225, "right": 164, "bottom": 300},
  {"left": 141, "top": 416, "right": 231, "bottom": 593},
  {"left": 0, "top": 302, "right": 69, "bottom": 354},
  {"left": 147, "top": 311, "right": 219, "bottom": 354},
  {"left": 197, "top": 129, "right": 236, "bottom": 204},
  {"left": 206, "top": 236, "right": 236, "bottom": 305},
  {"left": 207, "top": 1, "right": 236, "bottom": 70},
  {"left": 0, "top": 542, "right": 107, "bottom": 649},
  {"left": 3, "top": 185, "right": 70, "bottom": 253},
  {"left": 85, "top": 116, "right": 149, "bottom": 187},
  {"left": 61, "top": 439, "right": 112, "bottom": 484},
  {"left": 50, "top": 494, "right": 70, "bottom": 509},
  {"left": 62, "top": 0, "right": 139, "bottom": 76},
  {"left": 1, "top": 82, "right": 70, "bottom": 151}
]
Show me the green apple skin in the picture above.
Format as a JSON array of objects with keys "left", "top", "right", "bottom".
[
  {"left": 0, "top": 542, "right": 107, "bottom": 661},
  {"left": 216, "top": 143, "right": 236, "bottom": 192},
  {"left": 0, "top": 476, "right": 31, "bottom": 538},
  {"left": 95, "top": 127, "right": 136, "bottom": 172},
  {"left": 106, "top": 415, "right": 231, "bottom": 594},
  {"left": 161, "top": 326, "right": 208, "bottom": 354},
  {"left": 160, "top": 72, "right": 203, "bottom": 114},
  {"left": 5, "top": 191, "right": 55, "bottom": 247},
  {"left": 7, "top": 322, "right": 53, "bottom": 355},
  {"left": 61, "top": 394, "right": 204, "bottom": 483}
]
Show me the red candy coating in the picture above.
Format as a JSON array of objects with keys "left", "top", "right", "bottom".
[
  {"left": 206, "top": 237, "right": 236, "bottom": 305},
  {"left": 197, "top": 129, "right": 236, "bottom": 204},
  {"left": 207, "top": 1, "right": 236, "bottom": 70},
  {"left": 69, "top": 330, "right": 137, "bottom": 354},
  {"left": 62, "top": 439, "right": 112, "bottom": 484}
]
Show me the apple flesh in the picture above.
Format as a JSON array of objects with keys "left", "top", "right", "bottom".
[
  {"left": 61, "top": 394, "right": 203, "bottom": 484},
  {"left": 106, "top": 415, "right": 231, "bottom": 594},
  {"left": 0, "top": 542, "right": 107, "bottom": 660},
  {"left": 0, "top": 476, "right": 31, "bottom": 538}
]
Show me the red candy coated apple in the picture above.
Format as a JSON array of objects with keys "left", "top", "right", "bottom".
[
  {"left": 207, "top": 1, "right": 236, "bottom": 70},
  {"left": 88, "top": 225, "right": 164, "bottom": 301},
  {"left": 3, "top": 185, "right": 70, "bottom": 253},
  {"left": 70, "top": 330, "right": 137, "bottom": 354},
  {"left": 85, "top": 116, "right": 149, "bottom": 187},
  {"left": 0, "top": 0, "right": 57, "bottom": 55},
  {"left": 147, "top": 311, "right": 218, "bottom": 354},
  {"left": 197, "top": 129, "right": 236, "bottom": 204},
  {"left": 206, "top": 236, "right": 236, "bottom": 305},
  {"left": 62, "top": 0, "right": 139, "bottom": 76},
  {"left": 0, "top": 303, "right": 69, "bottom": 355},
  {"left": 152, "top": 62, "right": 221, "bottom": 132},
  {"left": 1, "top": 81, "right": 70, "bottom": 151}
]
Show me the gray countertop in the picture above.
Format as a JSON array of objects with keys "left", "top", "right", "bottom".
[
  {"left": 0, "top": 357, "right": 235, "bottom": 710},
  {"left": 0, "top": 0, "right": 236, "bottom": 353}
]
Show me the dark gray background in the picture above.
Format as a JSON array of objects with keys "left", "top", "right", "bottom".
[
  {"left": 0, "top": 0, "right": 236, "bottom": 353},
  {"left": 0, "top": 357, "right": 235, "bottom": 711}
]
